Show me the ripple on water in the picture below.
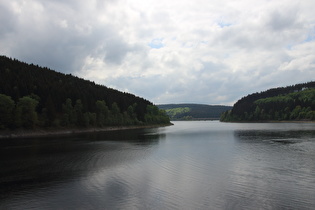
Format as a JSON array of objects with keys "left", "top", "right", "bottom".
[{"left": 1, "top": 122, "right": 315, "bottom": 209}]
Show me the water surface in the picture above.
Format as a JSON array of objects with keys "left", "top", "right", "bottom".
[{"left": 1, "top": 121, "right": 315, "bottom": 209}]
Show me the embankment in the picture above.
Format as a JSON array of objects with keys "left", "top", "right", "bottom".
[{"left": 0, "top": 123, "right": 173, "bottom": 139}]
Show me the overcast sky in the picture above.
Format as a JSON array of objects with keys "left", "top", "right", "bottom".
[{"left": 1, "top": 0, "right": 315, "bottom": 105}]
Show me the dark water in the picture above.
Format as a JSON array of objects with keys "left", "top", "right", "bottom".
[{"left": 1, "top": 121, "right": 315, "bottom": 209}]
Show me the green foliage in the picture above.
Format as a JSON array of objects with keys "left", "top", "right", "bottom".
[
  {"left": 41, "top": 96, "right": 57, "bottom": 127},
  {"left": 165, "top": 107, "right": 190, "bottom": 120},
  {"left": 61, "top": 98, "right": 75, "bottom": 126},
  {"left": 145, "top": 105, "right": 170, "bottom": 124},
  {"left": 220, "top": 110, "right": 240, "bottom": 122},
  {"left": 95, "top": 100, "right": 109, "bottom": 126},
  {"left": 158, "top": 104, "right": 232, "bottom": 120},
  {"left": 15, "top": 96, "right": 39, "bottom": 128},
  {"left": 0, "top": 56, "right": 154, "bottom": 122},
  {"left": 127, "top": 103, "right": 137, "bottom": 120},
  {"left": 230, "top": 82, "right": 315, "bottom": 118},
  {"left": 74, "top": 99, "right": 85, "bottom": 126},
  {"left": 0, "top": 56, "right": 171, "bottom": 130},
  {"left": 0, "top": 94, "right": 15, "bottom": 129},
  {"left": 221, "top": 86, "right": 315, "bottom": 122},
  {"left": 109, "top": 102, "right": 123, "bottom": 125},
  {"left": 0, "top": 93, "right": 170, "bottom": 130}
]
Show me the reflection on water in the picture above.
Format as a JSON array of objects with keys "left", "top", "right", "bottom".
[
  {"left": 1, "top": 122, "right": 315, "bottom": 209},
  {"left": 231, "top": 126, "right": 315, "bottom": 209},
  {"left": 0, "top": 129, "right": 163, "bottom": 201}
]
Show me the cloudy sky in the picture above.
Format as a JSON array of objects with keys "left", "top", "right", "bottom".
[{"left": 1, "top": 0, "right": 315, "bottom": 105}]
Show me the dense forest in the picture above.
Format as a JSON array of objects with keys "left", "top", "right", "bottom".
[
  {"left": 0, "top": 56, "right": 170, "bottom": 130},
  {"left": 221, "top": 82, "right": 315, "bottom": 122},
  {"left": 158, "top": 104, "right": 232, "bottom": 120}
]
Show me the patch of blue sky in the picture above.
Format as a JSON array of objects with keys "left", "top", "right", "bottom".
[
  {"left": 217, "top": 21, "right": 232, "bottom": 28},
  {"left": 200, "top": 41, "right": 208, "bottom": 45},
  {"left": 304, "top": 34, "right": 315, "bottom": 43},
  {"left": 285, "top": 44, "right": 293, "bottom": 50},
  {"left": 286, "top": 29, "right": 315, "bottom": 50},
  {"left": 303, "top": 27, "right": 315, "bottom": 43},
  {"left": 148, "top": 38, "right": 164, "bottom": 49}
]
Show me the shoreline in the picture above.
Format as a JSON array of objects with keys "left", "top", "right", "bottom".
[
  {"left": 221, "top": 120, "right": 315, "bottom": 123},
  {"left": 0, "top": 123, "right": 173, "bottom": 139}
]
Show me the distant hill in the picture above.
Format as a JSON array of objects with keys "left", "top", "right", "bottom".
[
  {"left": 157, "top": 104, "right": 232, "bottom": 120},
  {"left": 221, "top": 81, "right": 315, "bottom": 122},
  {"left": 0, "top": 55, "right": 170, "bottom": 130}
]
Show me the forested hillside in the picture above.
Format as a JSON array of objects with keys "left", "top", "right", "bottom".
[
  {"left": 158, "top": 104, "right": 232, "bottom": 120},
  {"left": 221, "top": 82, "right": 315, "bottom": 122},
  {"left": 0, "top": 56, "right": 170, "bottom": 130}
]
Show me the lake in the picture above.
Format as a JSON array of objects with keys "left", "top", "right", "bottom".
[{"left": 1, "top": 121, "right": 315, "bottom": 209}]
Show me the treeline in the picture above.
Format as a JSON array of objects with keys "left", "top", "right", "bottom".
[
  {"left": 158, "top": 104, "right": 232, "bottom": 120},
  {"left": 221, "top": 82, "right": 315, "bottom": 122},
  {"left": 0, "top": 56, "right": 170, "bottom": 130},
  {"left": 163, "top": 107, "right": 191, "bottom": 120}
]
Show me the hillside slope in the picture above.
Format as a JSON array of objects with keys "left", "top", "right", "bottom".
[
  {"left": 0, "top": 56, "right": 170, "bottom": 129},
  {"left": 221, "top": 82, "right": 315, "bottom": 122},
  {"left": 158, "top": 104, "right": 232, "bottom": 120}
]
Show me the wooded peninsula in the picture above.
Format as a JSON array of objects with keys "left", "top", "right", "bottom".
[
  {"left": 221, "top": 82, "right": 315, "bottom": 122},
  {"left": 0, "top": 56, "right": 170, "bottom": 133}
]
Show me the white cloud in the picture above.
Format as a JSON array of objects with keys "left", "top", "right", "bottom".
[
  {"left": 1, "top": 0, "right": 315, "bottom": 105},
  {"left": 279, "top": 42, "right": 315, "bottom": 72}
]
